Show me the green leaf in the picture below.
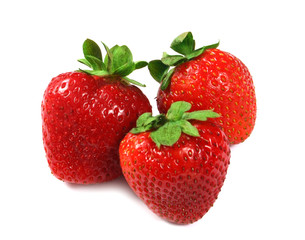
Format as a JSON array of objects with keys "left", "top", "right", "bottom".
[
  {"left": 129, "top": 101, "right": 219, "bottom": 148},
  {"left": 78, "top": 58, "right": 92, "bottom": 68},
  {"left": 102, "top": 42, "right": 113, "bottom": 72},
  {"left": 150, "top": 122, "right": 182, "bottom": 148},
  {"left": 136, "top": 112, "right": 152, "bottom": 127},
  {"left": 130, "top": 125, "right": 153, "bottom": 134},
  {"left": 151, "top": 114, "right": 167, "bottom": 129},
  {"left": 143, "top": 116, "right": 158, "bottom": 127},
  {"left": 161, "top": 52, "right": 187, "bottom": 66},
  {"left": 103, "top": 45, "right": 137, "bottom": 76},
  {"left": 130, "top": 101, "right": 216, "bottom": 147},
  {"left": 150, "top": 134, "right": 161, "bottom": 148},
  {"left": 148, "top": 60, "right": 170, "bottom": 83},
  {"left": 113, "top": 62, "right": 135, "bottom": 77},
  {"left": 185, "top": 47, "right": 205, "bottom": 60},
  {"left": 79, "top": 69, "right": 109, "bottom": 76},
  {"left": 130, "top": 114, "right": 167, "bottom": 134},
  {"left": 204, "top": 41, "right": 220, "bottom": 50},
  {"left": 182, "top": 110, "right": 220, "bottom": 121},
  {"left": 131, "top": 113, "right": 154, "bottom": 134},
  {"left": 170, "top": 32, "right": 195, "bottom": 55},
  {"left": 108, "top": 45, "right": 133, "bottom": 74},
  {"left": 179, "top": 120, "right": 200, "bottom": 137},
  {"left": 83, "top": 39, "right": 103, "bottom": 61},
  {"left": 135, "top": 61, "right": 148, "bottom": 69},
  {"left": 186, "top": 41, "right": 220, "bottom": 60},
  {"left": 85, "top": 55, "right": 106, "bottom": 71},
  {"left": 166, "top": 101, "right": 192, "bottom": 121},
  {"left": 124, "top": 77, "right": 146, "bottom": 87},
  {"left": 79, "top": 39, "right": 146, "bottom": 86},
  {"left": 160, "top": 68, "right": 175, "bottom": 90}
]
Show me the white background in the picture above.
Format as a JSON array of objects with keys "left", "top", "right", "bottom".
[{"left": 1, "top": 0, "right": 304, "bottom": 239}]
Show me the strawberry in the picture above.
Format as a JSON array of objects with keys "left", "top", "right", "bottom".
[
  {"left": 148, "top": 32, "right": 256, "bottom": 144},
  {"left": 119, "top": 101, "right": 230, "bottom": 224},
  {"left": 42, "top": 39, "right": 152, "bottom": 184}
]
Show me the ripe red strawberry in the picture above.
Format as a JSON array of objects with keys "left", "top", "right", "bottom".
[
  {"left": 119, "top": 101, "right": 230, "bottom": 224},
  {"left": 149, "top": 32, "right": 256, "bottom": 144},
  {"left": 42, "top": 39, "right": 151, "bottom": 184}
]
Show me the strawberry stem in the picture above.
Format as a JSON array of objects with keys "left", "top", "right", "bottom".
[
  {"left": 78, "top": 39, "right": 148, "bottom": 87},
  {"left": 148, "top": 32, "right": 219, "bottom": 90},
  {"left": 130, "top": 101, "right": 220, "bottom": 148}
]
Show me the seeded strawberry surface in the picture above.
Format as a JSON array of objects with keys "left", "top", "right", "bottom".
[
  {"left": 157, "top": 49, "right": 256, "bottom": 144},
  {"left": 42, "top": 72, "right": 152, "bottom": 184},
  {"left": 120, "top": 121, "right": 230, "bottom": 224}
]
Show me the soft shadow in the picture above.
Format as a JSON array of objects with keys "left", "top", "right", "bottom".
[
  {"left": 229, "top": 143, "right": 240, "bottom": 151},
  {"left": 66, "top": 175, "right": 139, "bottom": 200}
]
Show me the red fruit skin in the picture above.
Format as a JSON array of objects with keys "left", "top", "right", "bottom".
[
  {"left": 157, "top": 49, "right": 256, "bottom": 144},
  {"left": 42, "top": 72, "right": 151, "bottom": 184},
  {"left": 119, "top": 121, "right": 230, "bottom": 224}
]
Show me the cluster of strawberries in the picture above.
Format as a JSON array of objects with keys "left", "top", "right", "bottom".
[{"left": 42, "top": 32, "right": 256, "bottom": 224}]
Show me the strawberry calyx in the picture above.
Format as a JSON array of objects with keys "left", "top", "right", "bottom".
[
  {"left": 130, "top": 101, "right": 220, "bottom": 148},
  {"left": 148, "top": 32, "right": 219, "bottom": 90},
  {"left": 78, "top": 39, "right": 148, "bottom": 87}
]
